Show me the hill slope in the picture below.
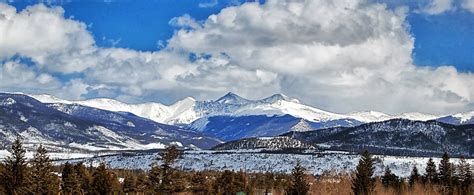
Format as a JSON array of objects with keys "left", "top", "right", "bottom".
[
  {"left": 0, "top": 93, "right": 221, "bottom": 152},
  {"left": 284, "top": 119, "right": 474, "bottom": 157}
]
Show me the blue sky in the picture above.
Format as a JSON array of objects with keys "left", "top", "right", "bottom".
[
  {"left": 0, "top": 0, "right": 473, "bottom": 114},
  {"left": 8, "top": 0, "right": 473, "bottom": 71}
]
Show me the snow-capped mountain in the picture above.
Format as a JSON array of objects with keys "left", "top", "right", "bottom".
[
  {"left": 29, "top": 92, "right": 444, "bottom": 126},
  {"left": 0, "top": 93, "right": 221, "bottom": 152},
  {"left": 29, "top": 92, "right": 474, "bottom": 142},
  {"left": 436, "top": 111, "right": 474, "bottom": 125}
]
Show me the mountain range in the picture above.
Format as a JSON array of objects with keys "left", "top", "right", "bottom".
[
  {"left": 1, "top": 91, "right": 473, "bottom": 155},
  {"left": 30, "top": 92, "right": 474, "bottom": 140},
  {"left": 32, "top": 92, "right": 448, "bottom": 125},
  {"left": 0, "top": 93, "right": 220, "bottom": 152}
]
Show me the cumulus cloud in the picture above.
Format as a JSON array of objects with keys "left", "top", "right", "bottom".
[
  {"left": 462, "top": 0, "right": 474, "bottom": 12},
  {"left": 0, "top": 1, "right": 473, "bottom": 115},
  {"left": 0, "top": 4, "right": 96, "bottom": 73},
  {"left": 168, "top": 0, "right": 473, "bottom": 114}
]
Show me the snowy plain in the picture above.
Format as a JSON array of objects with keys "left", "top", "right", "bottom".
[{"left": 47, "top": 150, "right": 474, "bottom": 178}]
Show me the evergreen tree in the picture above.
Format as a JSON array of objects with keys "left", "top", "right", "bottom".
[
  {"left": 254, "top": 172, "right": 274, "bottom": 194},
  {"left": 214, "top": 170, "right": 237, "bottom": 195},
  {"left": 457, "top": 156, "right": 472, "bottom": 195},
  {"left": 91, "top": 162, "right": 114, "bottom": 195},
  {"left": 408, "top": 165, "right": 420, "bottom": 187},
  {"left": 74, "top": 162, "right": 92, "bottom": 194},
  {"left": 135, "top": 171, "right": 148, "bottom": 193},
  {"left": 352, "top": 150, "right": 376, "bottom": 195},
  {"left": 123, "top": 172, "right": 137, "bottom": 193},
  {"left": 158, "top": 145, "right": 182, "bottom": 169},
  {"left": 234, "top": 170, "right": 248, "bottom": 193},
  {"left": 424, "top": 158, "right": 438, "bottom": 184},
  {"left": 287, "top": 160, "right": 309, "bottom": 195},
  {"left": 30, "top": 144, "right": 59, "bottom": 194},
  {"left": 438, "top": 152, "right": 453, "bottom": 193},
  {"left": 381, "top": 167, "right": 398, "bottom": 187},
  {"left": 190, "top": 171, "right": 208, "bottom": 194},
  {"left": 147, "top": 162, "right": 162, "bottom": 191},
  {"left": 0, "top": 137, "right": 31, "bottom": 195},
  {"left": 148, "top": 145, "right": 184, "bottom": 193},
  {"left": 61, "top": 162, "right": 81, "bottom": 194}
]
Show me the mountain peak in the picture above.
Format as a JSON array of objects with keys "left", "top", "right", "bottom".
[
  {"left": 260, "top": 93, "right": 299, "bottom": 103},
  {"left": 215, "top": 92, "right": 251, "bottom": 104}
]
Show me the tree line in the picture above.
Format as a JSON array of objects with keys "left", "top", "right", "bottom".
[{"left": 0, "top": 137, "right": 472, "bottom": 194}]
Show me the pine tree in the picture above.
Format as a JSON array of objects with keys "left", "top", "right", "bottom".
[
  {"left": 190, "top": 171, "right": 208, "bottom": 194},
  {"left": 148, "top": 145, "right": 183, "bottom": 193},
  {"left": 457, "top": 156, "right": 472, "bottom": 195},
  {"left": 438, "top": 152, "right": 453, "bottom": 193},
  {"left": 0, "top": 137, "right": 31, "bottom": 195},
  {"left": 61, "top": 162, "right": 81, "bottom": 194},
  {"left": 147, "top": 162, "right": 162, "bottom": 191},
  {"left": 234, "top": 170, "right": 248, "bottom": 193},
  {"left": 123, "top": 172, "right": 137, "bottom": 193},
  {"left": 135, "top": 171, "right": 148, "bottom": 193},
  {"left": 424, "top": 158, "right": 438, "bottom": 184},
  {"left": 158, "top": 145, "right": 182, "bottom": 169},
  {"left": 30, "top": 144, "right": 59, "bottom": 194},
  {"left": 287, "top": 160, "right": 309, "bottom": 195},
  {"left": 254, "top": 172, "right": 274, "bottom": 194},
  {"left": 352, "top": 150, "right": 376, "bottom": 195},
  {"left": 408, "top": 165, "right": 420, "bottom": 187},
  {"left": 381, "top": 167, "right": 395, "bottom": 187},
  {"left": 214, "top": 170, "right": 237, "bottom": 194},
  {"left": 91, "top": 162, "right": 114, "bottom": 195},
  {"left": 74, "top": 162, "right": 92, "bottom": 194}
]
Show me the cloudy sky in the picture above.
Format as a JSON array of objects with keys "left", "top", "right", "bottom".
[{"left": 0, "top": 0, "right": 473, "bottom": 115}]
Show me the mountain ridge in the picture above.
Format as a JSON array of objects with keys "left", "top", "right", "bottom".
[{"left": 28, "top": 92, "right": 458, "bottom": 126}]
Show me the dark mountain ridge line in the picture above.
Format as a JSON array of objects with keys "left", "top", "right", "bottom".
[{"left": 281, "top": 118, "right": 473, "bottom": 157}]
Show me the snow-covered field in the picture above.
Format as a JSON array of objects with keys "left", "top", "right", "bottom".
[{"left": 53, "top": 150, "right": 474, "bottom": 178}]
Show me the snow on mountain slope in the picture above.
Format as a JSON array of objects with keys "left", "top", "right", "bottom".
[
  {"left": 347, "top": 111, "right": 392, "bottom": 123},
  {"left": 0, "top": 93, "right": 221, "bottom": 151},
  {"left": 29, "top": 92, "right": 449, "bottom": 126},
  {"left": 394, "top": 112, "right": 438, "bottom": 121},
  {"left": 436, "top": 111, "right": 474, "bottom": 125},
  {"left": 234, "top": 99, "right": 347, "bottom": 122}
]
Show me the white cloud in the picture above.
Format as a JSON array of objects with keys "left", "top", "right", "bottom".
[
  {"left": 0, "top": 1, "right": 473, "bottom": 115},
  {"left": 462, "top": 0, "right": 474, "bottom": 12},
  {"left": 168, "top": 0, "right": 473, "bottom": 114},
  {"left": 198, "top": 0, "right": 218, "bottom": 8},
  {"left": 419, "top": 0, "right": 454, "bottom": 14},
  {"left": 0, "top": 4, "right": 96, "bottom": 73},
  {"left": 169, "top": 14, "right": 202, "bottom": 29}
]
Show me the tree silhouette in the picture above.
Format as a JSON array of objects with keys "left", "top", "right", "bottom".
[
  {"left": 91, "top": 162, "right": 114, "bottom": 195},
  {"left": 352, "top": 150, "right": 375, "bottom": 195},
  {"left": 287, "top": 160, "right": 309, "bottom": 195},
  {"left": 0, "top": 137, "right": 31, "bottom": 195},
  {"left": 423, "top": 158, "right": 438, "bottom": 184},
  {"left": 122, "top": 172, "right": 137, "bottom": 193},
  {"left": 408, "top": 165, "right": 420, "bottom": 187},
  {"left": 457, "top": 156, "right": 472, "bottom": 195},
  {"left": 148, "top": 145, "right": 184, "bottom": 193},
  {"left": 74, "top": 162, "right": 92, "bottom": 194},
  {"left": 31, "top": 144, "right": 59, "bottom": 194},
  {"left": 61, "top": 162, "right": 81, "bottom": 194},
  {"left": 438, "top": 152, "right": 453, "bottom": 193}
]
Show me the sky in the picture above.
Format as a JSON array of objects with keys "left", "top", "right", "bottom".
[{"left": 0, "top": 0, "right": 473, "bottom": 115}]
